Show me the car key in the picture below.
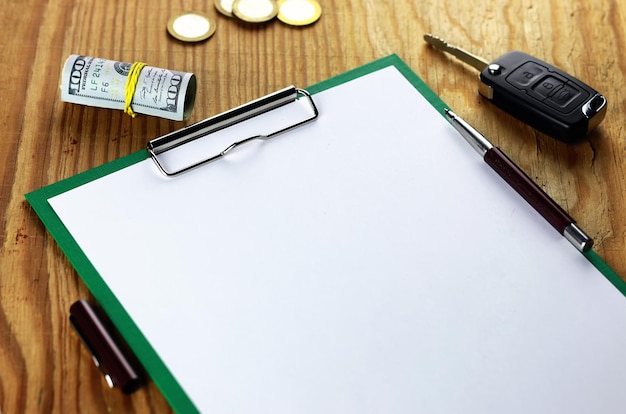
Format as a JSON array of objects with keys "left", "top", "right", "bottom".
[{"left": 424, "top": 34, "right": 607, "bottom": 143}]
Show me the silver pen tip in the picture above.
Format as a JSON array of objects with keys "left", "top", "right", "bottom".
[{"left": 564, "top": 223, "right": 594, "bottom": 252}]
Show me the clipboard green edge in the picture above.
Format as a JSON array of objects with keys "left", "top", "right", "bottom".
[{"left": 24, "top": 54, "right": 626, "bottom": 413}]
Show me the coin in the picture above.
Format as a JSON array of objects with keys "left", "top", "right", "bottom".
[
  {"left": 277, "top": 0, "right": 321, "bottom": 26},
  {"left": 167, "top": 12, "right": 217, "bottom": 42},
  {"left": 214, "top": 0, "right": 235, "bottom": 17},
  {"left": 232, "top": 0, "right": 278, "bottom": 23}
]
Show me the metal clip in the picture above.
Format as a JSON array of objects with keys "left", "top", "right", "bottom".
[{"left": 147, "top": 86, "right": 319, "bottom": 176}]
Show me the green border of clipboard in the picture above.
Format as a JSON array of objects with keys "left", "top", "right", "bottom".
[{"left": 25, "top": 54, "right": 626, "bottom": 413}]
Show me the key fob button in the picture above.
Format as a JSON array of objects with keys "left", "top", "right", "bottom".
[
  {"left": 545, "top": 83, "right": 589, "bottom": 112},
  {"left": 532, "top": 75, "right": 566, "bottom": 99},
  {"left": 506, "top": 62, "right": 546, "bottom": 87}
]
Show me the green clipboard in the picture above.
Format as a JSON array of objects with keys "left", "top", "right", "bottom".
[{"left": 26, "top": 55, "right": 626, "bottom": 413}]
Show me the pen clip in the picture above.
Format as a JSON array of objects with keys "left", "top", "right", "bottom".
[{"left": 69, "top": 300, "right": 144, "bottom": 394}]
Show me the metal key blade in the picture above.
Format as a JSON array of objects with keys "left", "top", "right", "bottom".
[{"left": 424, "top": 34, "right": 489, "bottom": 72}]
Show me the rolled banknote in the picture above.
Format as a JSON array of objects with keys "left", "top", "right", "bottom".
[{"left": 60, "top": 55, "right": 196, "bottom": 121}]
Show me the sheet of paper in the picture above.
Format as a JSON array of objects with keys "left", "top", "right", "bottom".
[{"left": 49, "top": 65, "right": 626, "bottom": 413}]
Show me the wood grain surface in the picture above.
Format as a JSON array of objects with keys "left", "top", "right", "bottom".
[{"left": 1, "top": 0, "right": 625, "bottom": 412}]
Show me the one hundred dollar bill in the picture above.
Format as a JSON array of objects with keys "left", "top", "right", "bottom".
[{"left": 60, "top": 55, "right": 196, "bottom": 121}]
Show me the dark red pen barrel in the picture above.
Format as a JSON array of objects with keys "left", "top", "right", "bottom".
[{"left": 484, "top": 147, "right": 573, "bottom": 233}]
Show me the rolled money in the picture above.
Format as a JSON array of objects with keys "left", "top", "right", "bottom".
[{"left": 60, "top": 55, "right": 196, "bottom": 121}]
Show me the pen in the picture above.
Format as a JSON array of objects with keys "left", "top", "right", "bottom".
[
  {"left": 444, "top": 109, "right": 593, "bottom": 252},
  {"left": 69, "top": 300, "right": 144, "bottom": 394}
]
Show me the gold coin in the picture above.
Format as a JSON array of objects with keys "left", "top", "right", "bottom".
[
  {"left": 277, "top": 0, "right": 321, "bottom": 26},
  {"left": 232, "top": 0, "right": 278, "bottom": 23},
  {"left": 214, "top": 0, "right": 235, "bottom": 17},
  {"left": 167, "top": 12, "right": 217, "bottom": 42}
]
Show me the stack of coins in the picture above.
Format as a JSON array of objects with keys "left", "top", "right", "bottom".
[
  {"left": 216, "top": 0, "right": 322, "bottom": 26},
  {"left": 167, "top": 0, "right": 322, "bottom": 43}
]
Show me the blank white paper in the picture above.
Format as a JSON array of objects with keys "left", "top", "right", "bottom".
[{"left": 49, "top": 65, "right": 626, "bottom": 414}]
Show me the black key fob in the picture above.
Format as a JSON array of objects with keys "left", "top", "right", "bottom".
[{"left": 479, "top": 51, "right": 607, "bottom": 143}]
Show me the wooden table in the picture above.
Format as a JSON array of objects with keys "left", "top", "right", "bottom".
[{"left": 2, "top": 0, "right": 625, "bottom": 412}]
